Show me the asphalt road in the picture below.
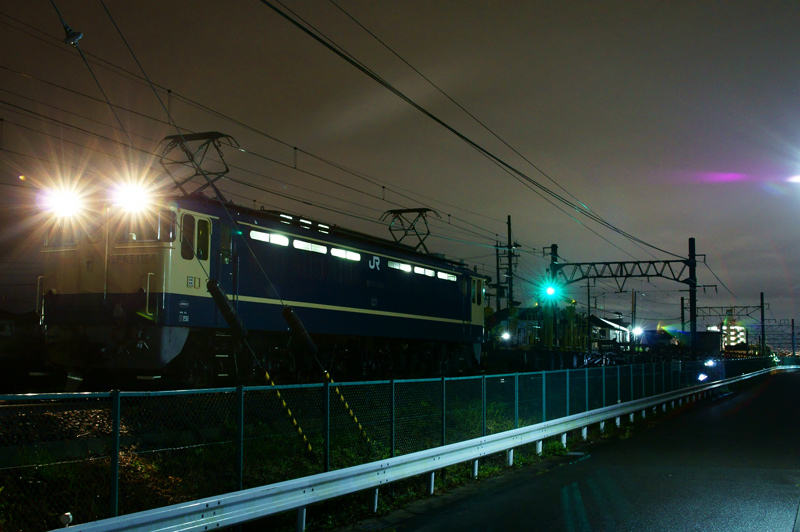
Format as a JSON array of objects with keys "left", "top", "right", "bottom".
[{"left": 346, "top": 369, "right": 800, "bottom": 532}]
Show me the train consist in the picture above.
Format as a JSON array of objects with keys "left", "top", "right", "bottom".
[{"left": 38, "top": 190, "right": 486, "bottom": 386}]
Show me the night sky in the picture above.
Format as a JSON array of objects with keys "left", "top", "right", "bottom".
[{"left": 1, "top": 1, "right": 799, "bottom": 340}]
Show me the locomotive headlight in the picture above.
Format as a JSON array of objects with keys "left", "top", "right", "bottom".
[
  {"left": 40, "top": 187, "right": 85, "bottom": 218},
  {"left": 111, "top": 183, "right": 152, "bottom": 213}
]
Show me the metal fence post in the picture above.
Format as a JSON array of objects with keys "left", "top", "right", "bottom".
[
  {"left": 110, "top": 390, "right": 120, "bottom": 517},
  {"left": 566, "top": 370, "right": 570, "bottom": 416},
  {"left": 602, "top": 365, "right": 606, "bottom": 407},
  {"left": 482, "top": 375, "right": 486, "bottom": 437},
  {"left": 617, "top": 365, "right": 621, "bottom": 403},
  {"left": 542, "top": 372, "right": 547, "bottom": 422},
  {"left": 514, "top": 373, "right": 519, "bottom": 429},
  {"left": 585, "top": 367, "right": 589, "bottom": 412},
  {"left": 630, "top": 364, "right": 634, "bottom": 400},
  {"left": 236, "top": 385, "right": 244, "bottom": 491},
  {"left": 390, "top": 379, "right": 395, "bottom": 458},
  {"left": 441, "top": 376, "right": 446, "bottom": 446},
  {"left": 652, "top": 363, "right": 656, "bottom": 394},
  {"left": 324, "top": 380, "right": 330, "bottom": 472}
]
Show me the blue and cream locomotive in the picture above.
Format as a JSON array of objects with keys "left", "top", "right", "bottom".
[{"left": 39, "top": 185, "right": 486, "bottom": 385}]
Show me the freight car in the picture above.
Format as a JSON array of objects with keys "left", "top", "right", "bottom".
[{"left": 38, "top": 189, "right": 486, "bottom": 386}]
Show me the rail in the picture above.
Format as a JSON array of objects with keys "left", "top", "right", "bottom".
[{"left": 57, "top": 365, "right": 788, "bottom": 532}]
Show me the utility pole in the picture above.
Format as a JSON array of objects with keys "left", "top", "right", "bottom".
[
  {"left": 761, "top": 292, "right": 766, "bottom": 356},
  {"left": 680, "top": 297, "right": 685, "bottom": 333},
  {"left": 495, "top": 239, "right": 501, "bottom": 314},
  {"left": 631, "top": 289, "right": 637, "bottom": 354},
  {"left": 688, "top": 238, "right": 697, "bottom": 360},
  {"left": 586, "top": 281, "right": 591, "bottom": 355},
  {"left": 550, "top": 244, "right": 559, "bottom": 349},
  {"left": 507, "top": 216, "right": 514, "bottom": 311}
]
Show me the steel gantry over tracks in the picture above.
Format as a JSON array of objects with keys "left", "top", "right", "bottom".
[{"left": 548, "top": 238, "right": 700, "bottom": 357}]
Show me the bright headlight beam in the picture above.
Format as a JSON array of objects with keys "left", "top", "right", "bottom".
[
  {"left": 42, "top": 188, "right": 84, "bottom": 218},
  {"left": 112, "top": 183, "right": 151, "bottom": 212}
]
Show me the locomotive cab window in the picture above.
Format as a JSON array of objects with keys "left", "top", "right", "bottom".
[
  {"left": 197, "top": 219, "right": 210, "bottom": 260},
  {"left": 181, "top": 214, "right": 195, "bottom": 260},
  {"left": 470, "top": 279, "right": 483, "bottom": 305},
  {"left": 181, "top": 214, "right": 209, "bottom": 260},
  {"left": 115, "top": 210, "right": 175, "bottom": 243}
]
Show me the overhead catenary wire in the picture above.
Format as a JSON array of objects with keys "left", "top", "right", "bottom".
[{"left": 258, "top": 0, "right": 687, "bottom": 262}]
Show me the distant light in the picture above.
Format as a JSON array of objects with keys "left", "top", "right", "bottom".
[
  {"left": 697, "top": 373, "right": 708, "bottom": 382},
  {"left": 787, "top": 175, "right": 800, "bottom": 183},
  {"left": 18, "top": 175, "right": 26, "bottom": 181},
  {"left": 501, "top": 332, "right": 511, "bottom": 341},
  {"left": 632, "top": 326, "right": 644, "bottom": 336},
  {"left": 112, "top": 183, "right": 152, "bottom": 213},
  {"left": 704, "top": 359, "right": 716, "bottom": 367},
  {"left": 546, "top": 286, "right": 556, "bottom": 296}
]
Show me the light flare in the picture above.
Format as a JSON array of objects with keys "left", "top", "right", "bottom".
[{"left": 111, "top": 183, "right": 153, "bottom": 213}]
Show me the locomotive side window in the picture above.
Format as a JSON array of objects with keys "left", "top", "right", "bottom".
[
  {"left": 331, "top": 248, "right": 360, "bottom": 261},
  {"left": 250, "top": 230, "right": 289, "bottom": 246},
  {"left": 388, "top": 261, "right": 412, "bottom": 272},
  {"left": 293, "top": 239, "right": 327, "bottom": 254},
  {"left": 181, "top": 214, "right": 195, "bottom": 260},
  {"left": 197, "top": 219, "right": 210, "bottom": 261}
]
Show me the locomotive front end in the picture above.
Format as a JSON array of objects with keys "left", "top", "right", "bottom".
[{"left": 39, "top": 183, "right": 184, "bottom": 377}]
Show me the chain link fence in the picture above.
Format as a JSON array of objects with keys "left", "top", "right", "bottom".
[{"left": 0, "top": 357, "right": 778, "bottom": 531}]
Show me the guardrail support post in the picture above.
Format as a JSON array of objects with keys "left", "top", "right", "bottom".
[
  {"left": 600, "top": 421, "right": 605, "bottom": 433},
  {"left": 536, "top": 440, "right": 543, "bottom": 455},
  {"left": 560, "top": 433, "right": 567, "bottom": 448},
  {"left": 373, "top": 488, "right": 379, "bottom": 513},
  {"left": 473, "top": 459, "right": 479, "bottom": 479},
  {"left": 641, "top": 409, "right": 646, "bottom": 419},
  {"left": 296, "top": 507, "right": 306, "bottom": 532},
  {"left": 507, "top": 449, "right": 514, "bottom": 466},
  {"left": 629, "top": 412, "right": 634, "bottom": 423},
  {"left": 615, "top": 416, "right": 621, "bottom": 428},
  {"left": 581, "top": 427, "right": 588, "bottom": 440},
  {"left": 429, "top": 472, "right": 435, "bottom": 495}
]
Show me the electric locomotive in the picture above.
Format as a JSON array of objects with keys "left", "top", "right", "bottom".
[{"left": 39, "top": 188, "right": 486, "bottom": 385}]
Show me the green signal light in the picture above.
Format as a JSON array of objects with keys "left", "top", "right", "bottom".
[{"left": 546, "top": 286, "right": 556, "bottom": 296}]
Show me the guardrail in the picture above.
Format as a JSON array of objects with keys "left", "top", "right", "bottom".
[{"left": 59, "top": 365, "right": 787, "bottom": 532}]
